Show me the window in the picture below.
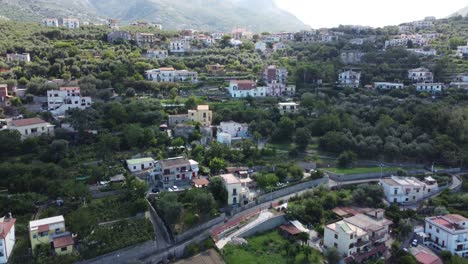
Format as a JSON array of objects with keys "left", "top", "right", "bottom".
[
  {"left": 429, "top": 225, "right": 432, "bottom": 229},
  {"left": 334, "top": 243, "right": 338, "bottom": 248},
  {"left": 349, "top": 243, "right": 354, "bottom": 249},
  {"left": 335, "top": 234, "right": 338, "bottom": 239},
  {"left": 436, "top": 228, "right": 439, "bottom": 233},
  {"left": 233, "top": 188, "right": 237, "bottom": 196},
  {"left": 394, "top": 189, "right": 398, "bottom": 195},
  {"left": 61, "top": 247, "right": 67, "bottom": 252}
]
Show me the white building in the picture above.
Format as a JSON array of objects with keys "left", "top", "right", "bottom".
[
  {"left": 385, "top": 38, "right": 408, "bottom": 49},
  {"left": 278, "top": 102, "right": 299, "bottom": 115},
  {"left": 255, "top": 41, "right": 267, "bottom": 52},
  {"left": 339, "top": 70, "right": 361, "bottom": 88},
  {"left": 407, "top": 48, "right": 437, "bottom": 56},
  {"left": 374, "top": 82, "right": 404, "bottom": 90},
  {"left": 408, "top": 68, "right": 434, "bottom": 83},
  {"left": 6, "top": 53, "right": 31, "bottom": 63},
  {"left": 416, "top": 83, "right": 443, "bottom": 93},
  {"left": 456, "top": 44, "right": 468, "bottom": 58},
  {"left": 341, "top": 51, "right": 364, "bottom": 64},
  {"left": 151, "top": 157, "right": 199, "bottom": 189},
  {"left": 217, "top": 121, "right": 249, "bottom": 145},
  {"left": 8, "top": 118, "right": 55, "bottom": 139},
  {"left": 126, "top": 157, "right": 155, "bottom": 172},
  {"left": 47, "top": 87, "right": 92, "bottom": 116},
  {"left": 424, "top": 214, "right": 468, "bottom": 257},
  {"left": 380, "top": 176, "right": 438, "bottom": 204},
  {"left": 272, "top": 42, "right": 286, "bottom": 52},
  {"left": 0, "top": 215, "right": 15, "bottom": 264},
  {"left": 62, "top": 18, "right": 80, "bottom": 29},
  {"left": 220, "top": 173, "right": 242, "bottom": 205},
  {"left": 262, "top": 35, "right": 281, "bottom": 43},
  {"left": 211, "top": 32, "right": 225, "bottom": 40},
  {"left": 324, "top": 209, "right": 392, "bottom": 262},
  {"left": 42, "top": 18, "right": 59, "bottom": 27},
  {"left": 412, "top": 20, "right": 434, "bottom": 29},
  {"left": 263, "top": 65, "right": 288, "bottom": 85},
  {"left": 145, "top": 67, "right": 198, "bottom": 83},
  {"left": 145, "top": 49, "right": 168, "bottom": 59},
  {"left": 169, "top": 39, "right": 191, "bottom": 53},
  {"left": 399, "top": 25, "right": 414, "bottom": 33},
  {"left": 228, "top": 80, "right": 267, "bottom": 98}
]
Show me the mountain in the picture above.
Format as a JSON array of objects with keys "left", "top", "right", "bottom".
[
  {"left": 452, "top": 5, "right": 468, "bottom": 17},
  {"left": 0, "top": 0, "right": 308, "bottom": 32}
]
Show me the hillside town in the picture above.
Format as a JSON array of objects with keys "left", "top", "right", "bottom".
[{"left": 0, "top": 7, "right": 467, "bottom": 264}]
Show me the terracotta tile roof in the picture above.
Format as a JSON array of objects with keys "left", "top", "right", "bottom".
[
  {"left": 59, "top": 87, "right": 80, "bottom": 91},
  {"left": 53, "top": 235, "right": 74, "bottom": 248},
  {"left": 0, "top": 218, "right": 16, "bottom": 239},
  {"left": 414, "top": 252, "right": 443, "bottom": 264},
  {"left": 280, "top": 225, "right": 302, "bottom": 235},
  {"left": 37, "top": 225, "right": 49, "bottom": 233},
  {"left": 444, "top": 214, "right": 468, "bottom": 222},
  {"left": 231, "top": 80, "right": 256, "bottom": 90},
  {"left": 11, "top": 117, "right": 47, "bottom": 127},
  {"left": 192, "top": 178, "right": 209, "bottom": 187}
]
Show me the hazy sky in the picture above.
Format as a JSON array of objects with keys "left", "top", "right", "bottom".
[{"left": 275, "top": 0, "right": 467, "bottom": 28}]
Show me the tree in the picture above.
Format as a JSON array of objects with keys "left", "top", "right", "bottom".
[
  {"left": 185, "top": 96, "right": 197, "bottom": 110},
  {"left": 337, "top": 150, "right": 357, "bottom": 168},
  {"left": 192, "top": 190, "right": 216, "bottom": 216},
  {"left": 209, "top": 157, "right": 226, "bottom": 174},
  {"left": 398, "top": 218, "right": 413, "bottom": 240},
  {"left": 48, "top": 140, "right": 69, "bottom": 162},
  {"left": 96, "top": 133, "right": 120, "bottom": 161},
  {"left": 125, "top": 87, "right": 136, "bottom": 97},
  {"left": 208, "top": 177, "right": 228, "bottom": 206},
  {"left": 157, "top": 192, "right": 182, "bottom": 225},
  {"left": 325, "top": 247, "right": 340, "bottom": 264},
  {"left": 256, "top": 173, "right": 279, "bottom": 190},
  {"left": 295, "top": 128, "right": 311, "bottom": 151}
]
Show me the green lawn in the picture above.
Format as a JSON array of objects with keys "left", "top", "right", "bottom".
[
  {"left": 223, "top": 230, "right": 322, "bottom": 264},
  {"left": 325, "top": 166, "right": 401, "bottom": 175}
]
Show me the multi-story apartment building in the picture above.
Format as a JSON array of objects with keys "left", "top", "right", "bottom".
[
  {"left": 47, "top": 87, "right": 92, "bottom": 115},
  {"left": 211, "top": 32, "right": 225, "bottom": 40},
  {"left": 8, "top": 118, "right": 55, "bottom": 139},
  {"left": 145, "top": 67, "right": 198, "bottom": 83},
  {"left": 107, "top": 31, "right": 132, "bottom": 42},
  {"left": 151, "top": 157, "right": 199, "bottom": 189},
  {"left": 255, "top": 41, "right": 267, "bottom": 52},
  {"left": 169, "top": 39, "right": 191, "bottom": 53},
  {"left": 339, "top": 70, "right": 361, "bottom": 88},
  {"left": 412, "top": 20, "right": 434, "bottom": 29},
  {"left": 145, "top": 49, "right": 168, "bottom": 59},
  {"left": 374, "top": 82, "right": 404, "bottom": 90},
  {"left": 188, "top": 105, "right": 212, "bottom": 127},
  {"left": 408, "top": 68, "right": 434, "bottom": 83},
  {"left": 416, "top": 83, "right": 444, "bottom": 93},
  {"left": 135, "top": 33, "right": 157, "bottom": 47},
  {"left": 424, "top": 214, "right": 468, "bottom": 257},
  {"left": 6, "top": 53, "right": 31, "bottom": 63},
  {"left": 219, "top": 173, "right": 254, "bottom": 205},
  {"left": 29, "top": 215, "right": 74, "bottom": 255},
  {"left": 62, "top": 18, "right": 80, "bottom": 29},
  {"left": 341, "top": 51, "right": 364, "bottom": 64},
  {"left": 278, "top": 102, "right": 300, "bottom": 115},
  {"left": 42, "top": 18, "right": 59, "bottom": 27},
  {"left": 228, "top": 80, "right": 267, "bottom": 98},
  {"left": 263, "top": 65, "right": 288, "bottom": 85},
  {"left": 380, "top": 176, "right": 438, "bottom": 204},
  {"left": 324, "top": 209, "right": 392, "bottom": 263},
  {"left": 0, "top": 215, "right": 16, "bottom": 264}
]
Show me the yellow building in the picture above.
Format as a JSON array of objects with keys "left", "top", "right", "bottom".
[
  {"left": 188, "top": 105, "right": 212, "bottom": 127},
  {"left": 29, "top": 215, "right": 74, "bottom": 254}
]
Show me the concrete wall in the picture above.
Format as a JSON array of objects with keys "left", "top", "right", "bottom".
[
  {"left": 237, "top": 215, "right": 286, "bottom": 238},
  {"left": 146, "top": 199, "right": 174, "bottom": 243},
  {"left": 174, "top": 214, "right": 225, "bottom": 243},
  {"left": 328, "top": 170, "right": 427, "bottom": 182}
]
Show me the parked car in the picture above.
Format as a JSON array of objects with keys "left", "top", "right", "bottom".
[
  {"left": 167, "top": 188, "right": 174, "bottom": 192},
  {"left": 411, "top": 239, "right": 418, "bottom": 247},
  {"left": 172, "top": 186, "right": 179, "bottom": 191}
]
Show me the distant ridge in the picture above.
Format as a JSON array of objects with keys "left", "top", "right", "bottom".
[{"left": 0, "top": 0, "right": 308, "bottom": 32}]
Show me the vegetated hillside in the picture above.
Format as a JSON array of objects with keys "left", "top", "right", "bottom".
[
  {"left": 0, "top": 0, "right": 308, "bottom": 32},
  {"left": 452, "top": 5, "right": 468, "bottom": 17}
]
